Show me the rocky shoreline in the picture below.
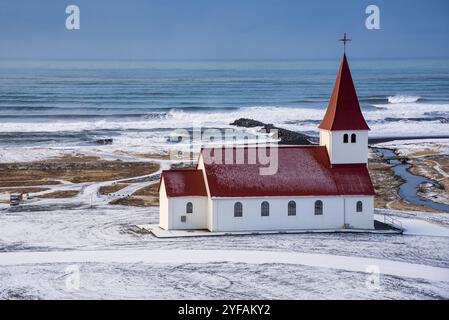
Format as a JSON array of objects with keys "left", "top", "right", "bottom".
[
  {"left": 231, "top": 118, "right": 449, "bottom": 145},
  {"left": 230, "top": 118, "right": 317, "bottom": 145}
]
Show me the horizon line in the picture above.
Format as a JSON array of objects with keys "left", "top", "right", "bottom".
[{"left": 1, "top": 56, "right": 449, "bottom": 62}]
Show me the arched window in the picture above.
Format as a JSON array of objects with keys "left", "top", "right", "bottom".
[
  {"left": 261, "top": 201, "right": 270, "bottom": 216},
  {"left": 234, "top": 202, "right": 243, "bottom": 217},
  {"left": 356, "top": 201, "right": 363, "bottom": 213},
  {"left": 351, "top": 133, "right": 356, "bottom": 143},
  {"left": 288, "top": 201, "right": 296, "bottom": 216},
  {"left": 186, "top": 202, "right": 193, "bottom": 214},
  {"left": 343, "top": 134, "right": 349, "bottom": 143},
  {"left": 314, "top": 200, "right": 323, "bottom": 215}
]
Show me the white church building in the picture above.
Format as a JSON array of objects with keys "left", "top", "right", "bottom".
[{"left": 158, "top": 53, "right": 375, "bottom": 232}]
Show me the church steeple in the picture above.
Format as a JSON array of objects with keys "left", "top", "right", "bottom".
[
  {"left": 318, "top": 53, "right": 370, "bottom": 131},
  {"left": 318, "top": 42, "right": 370, "bottom": 165}
]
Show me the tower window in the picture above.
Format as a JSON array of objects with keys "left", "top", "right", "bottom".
[
  {"left": 234, "top": 202, "right": 243, "bottom": 217},
  {"left": 288, "top": 201, "right": 296, "bottom": 216},
  {"left": 343, "top": 134, "right": 349, "bottom": 143},
  {"left": 356, "top": 201, "right": 363, "bottom": 212},
  {"left": 314, "top": 200, "right": 323, "bottom": 215},
  {"left": 261, "top": 201, "right": 270, "bottom": 216},
  {"left": 351, "top": 134, "right": 357, "bottom": 143},
  {"left": 186, "top": 202, "right": 193, "bottom": 214}
]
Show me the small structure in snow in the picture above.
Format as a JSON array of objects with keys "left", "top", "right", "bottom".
[{"left": 10, "top": 193, "right": 22, "bottom": 206}]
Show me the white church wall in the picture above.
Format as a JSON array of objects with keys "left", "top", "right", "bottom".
[
  {"left": 320, "top": 129, "right": 332, "bottom": 158},
  {"left": 207, "top": 198, "right": 215, "bottom": 231},
  {"left": 210, "top": 196, "right": 348, "bottom": 232},
  {"left": 320, "top": 129, "right": 368, "bottom": 164},
  {"left": 158, "top": 179, "right": 169, "bottom": 230},
  {"left": 344, "top": 196, "right": 374, "bottom": 229},
  {"left": 169, "top": 196, "right": 209, "bottom": 230}
]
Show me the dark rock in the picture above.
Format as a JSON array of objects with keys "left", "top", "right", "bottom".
[
  {"left": 230, "top": 118, "right": 265, "bottom": 128},
  {"left": 96, "top": 138, "right": 113, "bottom": 145},
  {"left": 230, "top": 118, "right": 317, "bottom": 145},
  {"left": 385, "top": 116, "right": 448, "bottom": 123}
]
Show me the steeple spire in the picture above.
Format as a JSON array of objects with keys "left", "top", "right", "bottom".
[{"left": 318, "top": 53, "right": 370, "bottom": 131}]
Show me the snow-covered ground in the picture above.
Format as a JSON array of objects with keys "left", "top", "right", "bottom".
[
  {"left": 375, "top": 139, "right": 449, "bottom": 157},
  {"left": 1, "top": 205, "right": 449, "bottom": 299},
  {"left": 0, "top": 157, "right": 170, "bottom": 212},
  {"left": 0, "top": 138, "right": 448, "bottom": 299}
]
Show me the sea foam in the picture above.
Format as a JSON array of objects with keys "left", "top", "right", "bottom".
[{"left": 388, "top": 95, "right": 421, "bottom": 104}]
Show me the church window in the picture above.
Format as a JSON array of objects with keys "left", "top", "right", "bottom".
[
  {"left": 181, "top": 215, "right": 186, "bottom": 223},
  {"left": 288, "top": 201, "right": 296, "bottom": 216},
  {"left": 314, "top": 200, "right": 323, "bottom": 215},
  {"left": 186, "top": 202, "right": 193, "bottom": 214},
  {"left": 261, "top": 201, "right": 270, "bottom": 216},
  {"left": 351, "top": 133, "right": 357, "bottom": 143},
  {"left": 234, "top": 202, "right": 243, "bottom": 217},
  {"left": 356, "top": 201, "right": 363, "bottom": 212},
  {"left": 343, "top": 134, "right": 349, "bottom": 143}
]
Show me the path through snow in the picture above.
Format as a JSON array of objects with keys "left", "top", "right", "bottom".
[{"left": 1, "top": 249, "right": 448, "bottom": 283}]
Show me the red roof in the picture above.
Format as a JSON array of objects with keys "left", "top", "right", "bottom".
[
  {"left": 319, "top": 54, "right": 370, "bottom": 131},
  {"left": 200, "top": 146, "right": 375, "bottom": 197},
  {"left": 160, "top": 169, "right": 207, "bottom": 197}
]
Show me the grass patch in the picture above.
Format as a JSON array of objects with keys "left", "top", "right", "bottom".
[
  {"left": 0, "top": 180, "right": 61, "bottom": 188},
  {"left": 109, "top": 183, "right": 159, "bottom": 207},
  {"left": 134, "top": 184, "right": 158, "bottom": 196},
  {"left": 0, "top": 187, "right": 50, "bottom": 194},
  {"left": 134, "top": 152, "right": 171, "bottom": 160},
  {"left": 43, "top": 154, "right": 102, "bottom": 163},
  {"left": 99, "top": 184, "right": 129, "bottom": 195},
  {"left": 109, "top": 197, "right": 158, "bottom": 207},
  {"left": 0, "top": 162, "right": 160, "bottom": 184}
]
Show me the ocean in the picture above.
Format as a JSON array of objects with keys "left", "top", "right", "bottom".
[{"left": 0, "top": 58, "right": 448, "bottom": 152}]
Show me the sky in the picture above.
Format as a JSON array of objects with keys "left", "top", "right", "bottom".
[{"left": 0, "top": 0, "right": 448, "bottom": 60}]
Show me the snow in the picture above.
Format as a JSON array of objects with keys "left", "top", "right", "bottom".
[
  {"left": 1, "top": 249, "right": 448, "bottom": 283},
  {"left": 1, "top": 205, "right": 449, "bottom": 299},
  {"left": 374, "top": 213, "right": 449, "bottom": 238},
  {"left": 0, "top": 147, "right": 68, "bottom": 163},
  {"left": 399, "top": 219, "right": 449, "bottom": 237},
  {"left": 3, "top": 262, "right": 449, "bottom": 300},
  {"left": 375, "top": 139, "right": 449, "bottom": 157},
  {"left": 377, "top": 208, "right": 449, "bottom": 228}
]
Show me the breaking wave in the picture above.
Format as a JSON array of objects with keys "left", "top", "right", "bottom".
[{"left": 388, "top": 95, "right": 421, "bottom": 104}]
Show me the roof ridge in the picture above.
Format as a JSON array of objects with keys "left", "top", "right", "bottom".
[{"left": 201, "top": 145, "right": 324, "bottom": 150}]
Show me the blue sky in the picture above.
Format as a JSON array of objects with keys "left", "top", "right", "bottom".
[{"left": 0, "top": 0, "right": 448, "bottom": 59}]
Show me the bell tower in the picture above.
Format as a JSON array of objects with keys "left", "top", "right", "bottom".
[{"left": 318, "top": 42, "right": 370, "bottom": 165}]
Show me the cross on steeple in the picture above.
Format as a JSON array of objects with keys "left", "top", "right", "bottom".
[{"left": 339, "top": 33, "right": 351, "bottom": 53}]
